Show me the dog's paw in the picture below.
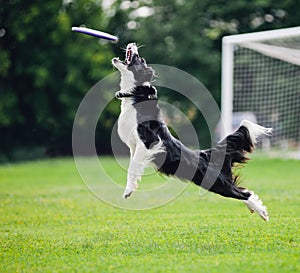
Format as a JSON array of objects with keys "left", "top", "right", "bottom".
[
  {"left": 122, "top": 183, "right": 138, "bottom": 199},
  {"left": 243, "top": 192, "right": 269, "bottom": 221},
  {"left": 123, "top": 189, "right": 133, "bottom": 199}
]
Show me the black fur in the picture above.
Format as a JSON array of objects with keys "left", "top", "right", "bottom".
[
  {"left": 128, "top": 54, "right": 155, "bottom": 86},
  {"left": 132, "top": 86, "right": 253, "bottom": 201}
]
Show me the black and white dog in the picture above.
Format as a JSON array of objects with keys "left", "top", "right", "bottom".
[{"left": 112, "top": 43, "right": 272, "bottom": 221}]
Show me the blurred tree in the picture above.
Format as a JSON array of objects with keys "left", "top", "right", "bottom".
[
  {"left": 0, "top": 0, "right": 298, "bottom": 161},
  {"left": 0, "top": 0, "right": 115, "bottom": 160}
]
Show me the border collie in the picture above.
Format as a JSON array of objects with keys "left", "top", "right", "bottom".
[{"left": 112, "top": 43, "right": 272, "bottom": 221}]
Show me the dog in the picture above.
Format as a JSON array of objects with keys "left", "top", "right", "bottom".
[{"left": 112, "top": 43, "right": 272, "bottom": 221}]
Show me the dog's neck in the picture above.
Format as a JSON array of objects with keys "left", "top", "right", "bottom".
[{"left": 120, "top": 79, "right": 151, "bottom": 92}]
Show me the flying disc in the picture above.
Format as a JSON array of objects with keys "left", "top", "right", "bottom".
[{"left": 71, "top": 26, "right": 118, "bottom": 42}]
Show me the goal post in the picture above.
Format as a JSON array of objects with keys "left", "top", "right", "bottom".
[{"left": 221, "top": 26, "right": 300, "bottom": 153}]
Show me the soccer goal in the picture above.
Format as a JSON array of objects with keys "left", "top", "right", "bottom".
[{"left": 221, "top": 26, "right": 300, "bottom": 156}]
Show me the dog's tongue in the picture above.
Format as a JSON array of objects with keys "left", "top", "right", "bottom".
[{"left": 126, "top": 49, "right": 132, "bottom": 64}]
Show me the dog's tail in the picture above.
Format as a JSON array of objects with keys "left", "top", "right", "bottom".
[
  {"left": 224, "top": 119, "right": 272, "bottom": 166},
  {"left": 239, "top": 120, "right": 273, "bottom": 150},
  {"left": 216, "top": 120, "right": 272, "bottom": 187}
]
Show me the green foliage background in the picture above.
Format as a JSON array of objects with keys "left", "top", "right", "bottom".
[{"left": 0, "top": 0, "right": 299, "bottom": 161}]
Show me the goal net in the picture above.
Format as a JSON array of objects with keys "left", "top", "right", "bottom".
[{"left": 221, "top": 27, "right": 300, "bottom": 157}]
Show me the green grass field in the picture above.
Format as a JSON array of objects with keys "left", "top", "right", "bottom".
[{"left": 0, "top": 157, "right": 299, "bottom": 273}]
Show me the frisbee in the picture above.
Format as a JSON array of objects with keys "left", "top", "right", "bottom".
[{"left": 71, "top": 26, "right": 118, "bottom": 42}]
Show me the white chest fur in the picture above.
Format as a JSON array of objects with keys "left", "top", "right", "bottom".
[{"left": 117, "top": 99, "right": 138, "bottom": 151}]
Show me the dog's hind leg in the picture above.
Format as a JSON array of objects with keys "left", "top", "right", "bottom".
[{"left": 208, "top": 180, "right": 269, "bottom": 221}]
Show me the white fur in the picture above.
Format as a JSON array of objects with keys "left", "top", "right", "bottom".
[
  {"left": 241, "top": 120, "right": 273, "bottom": 145},
  {"left": 112, "top": 58, "right": 136, "bottom": 90},
  {"left": 243, "top": 192, "right": 269, "bottom": 221}
]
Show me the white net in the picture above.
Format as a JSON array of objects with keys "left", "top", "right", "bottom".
[{"left": 232, "top": 36, "right": 300, "bottom": 153}]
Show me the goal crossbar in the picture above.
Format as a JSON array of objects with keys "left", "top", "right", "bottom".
[{"left": 223, "top": 26, "right": 300, "bottom": 45}]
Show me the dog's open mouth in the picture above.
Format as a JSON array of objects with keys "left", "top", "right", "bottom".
[
  {"left": 124, "top": 43, "right": 139, "bottom": 65},
  {"left": 126, "top": 48, "right": 132, "bottom": 64},
  {"left": 112, "top": 42, "right": 144, "bottom": 68}
]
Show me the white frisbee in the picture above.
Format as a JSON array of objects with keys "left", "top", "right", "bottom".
[{"left": 71, "top": 26, "right": 118, "bottom": 42}]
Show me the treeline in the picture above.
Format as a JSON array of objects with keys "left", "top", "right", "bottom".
[{"left": 0, "top": 0, "right": 298, "bottom": 162}]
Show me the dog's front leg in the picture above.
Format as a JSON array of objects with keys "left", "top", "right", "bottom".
[{"left": 123, "top": 147, "right": 147, "bottom": 199}]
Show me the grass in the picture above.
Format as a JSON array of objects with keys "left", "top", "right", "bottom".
[{"left": 0, "top": 156, "right": 299, "bottom": 273}]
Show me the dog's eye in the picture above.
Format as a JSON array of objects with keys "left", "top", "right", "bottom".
[{"left": 141, "top": 58, "right": 146, "bottom": 63}]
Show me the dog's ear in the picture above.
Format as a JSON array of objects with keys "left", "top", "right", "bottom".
[{"left": 143, "top": 65, "right": 155, "bottom": 82}]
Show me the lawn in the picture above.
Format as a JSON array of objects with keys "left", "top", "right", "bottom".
[{"left": 0, "top": 157, "right": 299, "bottom": 273}]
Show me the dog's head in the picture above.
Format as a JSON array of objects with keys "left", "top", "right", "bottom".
[{"left": 112, "top": 43, "right": 155, "bottom": 91}]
